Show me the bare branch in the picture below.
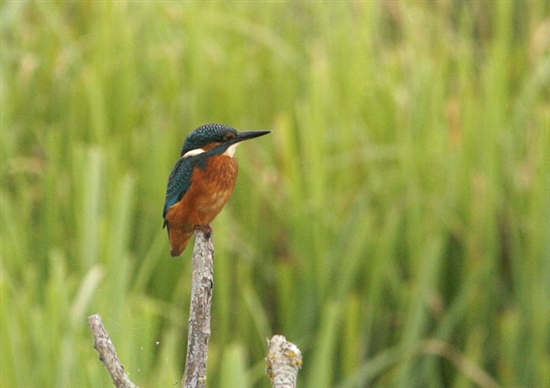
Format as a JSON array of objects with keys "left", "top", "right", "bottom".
[
  {"left": 183, "top": 229, "right": 214, "bottom": 388},
  {"left": 266, "top": 335, "right": 303, "bottom": 388},
  {"left": 87, "top": 313, "right": 138, "bottom": 388}
]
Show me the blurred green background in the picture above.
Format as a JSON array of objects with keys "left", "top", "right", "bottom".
[{"left": 1, "top": 1, "right": 549, "bottom": 387}]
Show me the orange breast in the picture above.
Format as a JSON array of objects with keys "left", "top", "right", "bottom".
[{"left": 166, "top": 155, "right": 238, "bottom": 231}]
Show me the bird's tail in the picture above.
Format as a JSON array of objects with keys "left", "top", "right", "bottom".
[{"left": 168, "top": 227, "right": 194, "bottom": 257}]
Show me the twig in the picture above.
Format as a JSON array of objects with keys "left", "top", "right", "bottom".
[
  {"left": 183, "top": 229, "right": 214, "bottom": 388},
  {"left": 87, "top": 313, "right": 138, "bottom": 388},
  {"left": 266, "top": 335, "right": 303, "bottom": 388}
]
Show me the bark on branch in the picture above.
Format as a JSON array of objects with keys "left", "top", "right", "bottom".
[
  {"left": 182, "top": 229, "right": 214, "bottom": 388},
  {"left": 87, "top": 313, "right": 138, "bottom": 388},
  {"left": 266, "top": 335, "right": 303, "bottom": 388}
]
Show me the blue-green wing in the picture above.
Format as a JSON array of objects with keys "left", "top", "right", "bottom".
[{"left": 163, "top": 157, "right": 193, "bottom": 224}]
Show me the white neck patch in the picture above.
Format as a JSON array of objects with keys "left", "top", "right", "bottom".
[
  {"left": 182, "top": 148, "right": 205, "bottom": 158},
  {"left": 182, "top": 143, "right": 240, "bottom": 159},
  {"left": 224, "top": 142, "right": 240, "bottom": 158}
]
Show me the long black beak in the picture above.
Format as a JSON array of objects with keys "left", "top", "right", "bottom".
[{"left": 230, "top": 130, "right": 271, "bottom": 144}]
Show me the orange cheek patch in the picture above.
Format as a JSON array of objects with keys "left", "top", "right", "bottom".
[{"left": 201, "top": 142, "right": 222, "bottom": 152}]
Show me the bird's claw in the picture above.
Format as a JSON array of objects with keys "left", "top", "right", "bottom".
[{"left": 197, "top": 224, "right": 213, "bottom": 238}]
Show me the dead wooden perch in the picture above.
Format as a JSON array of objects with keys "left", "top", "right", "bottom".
[
  {"left": 88, "top": 229, "right": 214, "bottom": 388},
  {"left": 182, "top": 229, "right": 214, "bottom": 388},
  {"left": 266, "top": 335, "right": 303, "bottom": 388},
  {"left": 91, "top": 230, "right": 300, "bottom": 388},
  {"left": 87, "top": 313, "right": 138, "bottom": 388}
]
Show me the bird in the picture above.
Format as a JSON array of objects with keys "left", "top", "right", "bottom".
[{"left": 163, "top": 123, "right": 270, "bottom": 257}]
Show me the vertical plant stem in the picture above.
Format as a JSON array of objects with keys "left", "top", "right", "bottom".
[{"left": 183, "top": 229, "right": 214, "bottom": 388}]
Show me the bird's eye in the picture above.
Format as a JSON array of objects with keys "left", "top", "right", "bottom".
[{"left": 221, "top": 133, "right": 235, "bottom": 142}]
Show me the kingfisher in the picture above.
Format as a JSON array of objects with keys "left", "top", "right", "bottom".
[{"left": 163, "top": 123, "right": 270, "bottom": 257}]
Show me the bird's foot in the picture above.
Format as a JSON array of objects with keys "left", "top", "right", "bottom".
[{"left": 197, "top": 224, "right": 213, "bottom": 238}]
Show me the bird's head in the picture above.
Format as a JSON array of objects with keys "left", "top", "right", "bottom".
[{"left": 180, "top": 123, "right": 270, "bottom": 158}]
